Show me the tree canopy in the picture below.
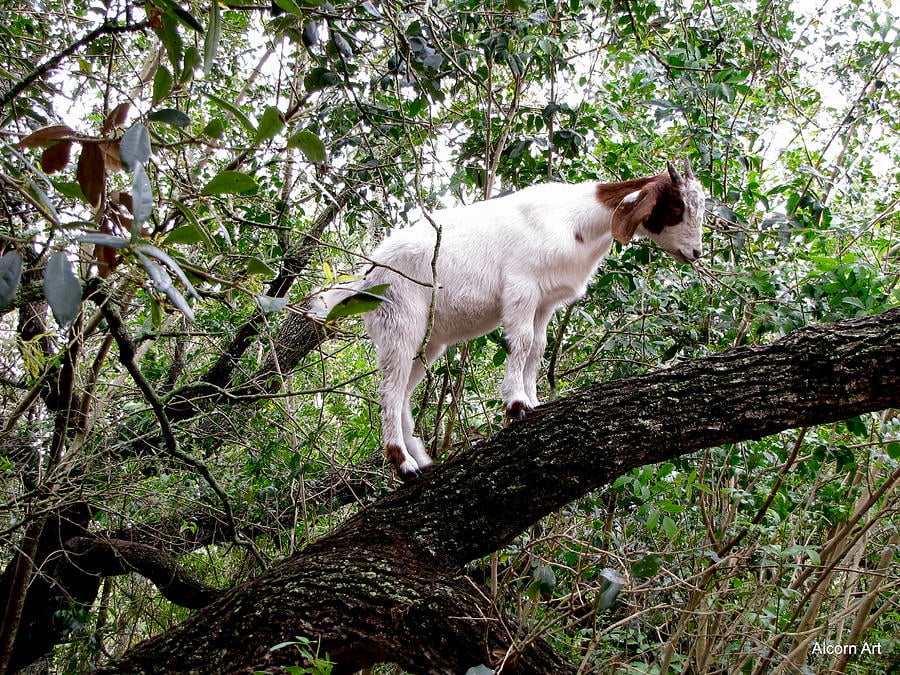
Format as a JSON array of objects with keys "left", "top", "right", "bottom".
[{"left": 1, "top": 0, "right": 898, "bottom": 673}]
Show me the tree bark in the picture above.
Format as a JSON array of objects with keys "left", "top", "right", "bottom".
[{"left": 96, "top": 308, "right": 900, "bottom": 674}]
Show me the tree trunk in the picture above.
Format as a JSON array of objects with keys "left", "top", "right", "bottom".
[{"left": 96, "top": 308, "right": 900, "bottom": 674}]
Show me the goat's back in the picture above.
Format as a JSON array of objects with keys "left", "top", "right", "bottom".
[{"left": 361, "top": 181, "right": 614, "bottom": 346}]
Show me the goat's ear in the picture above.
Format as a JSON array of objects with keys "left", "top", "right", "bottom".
[
  {"left": 611, "top": 188, "right": 658, "bottom": 244},
  {"left": 667, "top": 161, "right": 683, "bottom": 185}
]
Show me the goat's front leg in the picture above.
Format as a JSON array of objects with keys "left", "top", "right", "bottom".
[
  {"left": 522, "top": 304, "right": 555, "bottom": 409},
  {"left": 501, "top": 292, "right": 539, "bottom": 421}
]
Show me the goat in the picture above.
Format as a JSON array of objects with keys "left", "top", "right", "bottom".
[{"left": 316, "top": 161, "right": 706, "bottom": 479}]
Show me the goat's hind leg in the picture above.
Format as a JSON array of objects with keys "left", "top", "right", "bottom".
[
  {"left": 399, "top": 341, "right": 445, "bottom": 474},
  {"left": 376, "top": 340, "right": 423, "bottom": 480}
]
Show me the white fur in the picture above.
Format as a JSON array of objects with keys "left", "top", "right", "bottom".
[{"left": 317, "top": 176, "right": 706, "bottom": 478}]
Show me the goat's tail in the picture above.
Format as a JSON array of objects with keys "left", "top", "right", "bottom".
[{"left": 306, "top": 281, "right": 364, "bottom": 321}]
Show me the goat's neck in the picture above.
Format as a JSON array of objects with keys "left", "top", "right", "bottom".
[{"left": 571, "top": 180, "right": 647, "bottom": 248}]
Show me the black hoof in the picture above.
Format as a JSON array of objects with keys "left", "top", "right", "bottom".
[
  {"left": 505, "top": 400, "right": 533, "bottom": 422},
  {"left": 398, "top": 468, "right": 420, "bottom": 482},
  {"left": 398, "top": 462, "right": 435, "bottom": 482}
]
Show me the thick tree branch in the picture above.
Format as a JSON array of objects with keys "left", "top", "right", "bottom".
[
  {"left": 98, "top": 308, "right": 899, "bottom": 674},
  {"left": 64, "top": 537, "right": 223, "bottom": 609},
  {"left": 1, "top": 506, "right": 98, "bottom": 675}
]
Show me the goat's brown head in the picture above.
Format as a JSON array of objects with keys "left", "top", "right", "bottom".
[{"left": 602, "top": 160, "right": 706, "bottom": 265}]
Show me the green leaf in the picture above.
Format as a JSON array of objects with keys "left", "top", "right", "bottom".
[
  {"left": 706, "top": 82, "right": 735, "bottom": 102},
  {"left": 156, "top": 11, "right": 184, "bottom": 74},
  {"left": 531, "top": 565, "right": 556, "bottom": 596},
  {"left": 76, "top": 232, "right": 131, "bottom": 249},
  {"left": 247, "top": 257, "right": 277, "bottom": 276},
  {"left": 301, "top": 21, "right": 320, "bottom": 47},
  {"left": 662, "top": 515, "right": 677, "bottom": 539},
  {"left": 0, "top": 251, "right": 23, "bottom": 309},
  {"left": 202, "top": 118, "right": 226, "bottom": 139},
  {"left": 843, "top": 416, "right": 868, "bottom": 437},
  {"left": 171, "top": 201, "right": 215, "bottom": 248},
  {"left": 598, "top": 568, "right": 626, "bottom": 611},
  {"left": 465, "top": 666, "right": 494, "bottom": 675},
  {"left": 44, "top": 252, "right": 82, "bottom": 327},
  {"left": 331, "top": 32, "right": 353, "bottom": 59},
  {"left": 149, "top": 295, "right": 163, "bottom": 328},
  {"left": 120, "top": 123, "right": 151, "bottom": 172},
  {"left": 303, "top": 66, "right": 340, "bottom": 92},
  {"left": 24, "top": 176, "right": 62, "bottom": 222},
  {"left": 134, "top": 250, "right": 195, "bottom": 321},
  {"left": 135, "top": 243, "right": 201, "bottom": 299},
  {"left": 288, "top": 129, "right": 327, "bottom": 163},
  {"left": 51, "top": 179, "right": 88, "bottom": 202},
  {"left": 132, "top": 163, "right": 154, "bottom": 229},
  {"left": 203, "top": 0, "right": 221, "bottom": 75},
  {"left": 152, "top": 65, "right": 174, "bottom": 104},
  {"left": 163, "top": 224, "right": 207, "bottom": 246},
  {"left": 505, "top": 51, "right": 523, "bottom": 77},
  {"left": 631, "top": 554, "right": 662, "bottom": 578},
  {"left": 201, "top": 170, "right": 258, "bottom": 195},
  {"left": 204, "top": 92, "right": 256, "bottom": 134},
  {"left": 180, "top": 46, "right": 201, "bottom": 84},
  {"left": 155, "top": 0, "right": 204, "bottom": 32},
  {"left": 256, "top": 295, "right": 290, "bottom": 312},
  {"left": 148, "top": 108, "right": 192, "bottom": 128},
  {"left": 271, "top": 0, "right": 303, "bottom": 16},
  {"left": 254, "top": 106, "right": 285, "bottom": 145},
  {"left": 325, "top": 284, "right": 390, "bottom": 321}
]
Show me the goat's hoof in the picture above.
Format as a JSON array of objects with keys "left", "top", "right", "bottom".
[
  {"left": 387, "top": 444, "right": 417, "bottom": 480},
  {"left": 505, "top": 400, "right": 533, "bottom": 422},
  {"left": 398, "top": 467, "right": 421, "bottom": 482},
  {"left": 400, "top": 462, "right": 434, "bottom": 482}
]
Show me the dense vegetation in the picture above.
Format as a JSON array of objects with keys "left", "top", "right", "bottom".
[{"left": 1, "top": 0, "right": 898, "bottom": 672}]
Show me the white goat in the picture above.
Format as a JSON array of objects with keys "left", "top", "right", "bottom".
[{"left": 317, "top": 161, "right": 706, "bottom": 479}]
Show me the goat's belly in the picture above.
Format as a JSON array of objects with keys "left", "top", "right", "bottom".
[{"left": 431, "top": 302, "right": 501, "bottom": 344}]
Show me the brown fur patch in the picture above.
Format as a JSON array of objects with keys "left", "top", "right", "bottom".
[
  {"left": 506, "top": 400, "right": 532, "bottom": 421},
  {"left": 598, "top": 173, "right": 686, "bottom": 243},
  {"left": 385, "top": 443, "right": 408, "bottom": 476},
  {"left": 595, "top": 174, "right": 662, "bottom": 209}
]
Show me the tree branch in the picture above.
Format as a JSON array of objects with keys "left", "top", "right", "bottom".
[
  {"left": 162, "top": 186, "right": 355, "bottom": 421},
  {"left": 64, "top": 537, "right": 223, "bottom": 609},
  {"left": 0, "top": 20, "right": 151, "bottom": 110},
  {"left": 91, "top": 286, "right": 266, "bottom": 569}
]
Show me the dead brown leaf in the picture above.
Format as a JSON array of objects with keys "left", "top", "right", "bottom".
[
  {"left": 40, "top": 140, "right": 73, "bottom": 174},
  {"left": 102, "top": 102, "right": 131, "bottom": 134},
  {"left": 18, "top": 124, "right": 75, "bottom": 149},
  {"left": 77, "top": 142, "right": 105, "bottom": 207},
  {"left": 101, "top": 141, "right": 123, "bottom": 172}
]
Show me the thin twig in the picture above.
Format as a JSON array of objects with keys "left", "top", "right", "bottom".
[
  {"left": 0, "top": 20, "right": 151, "bottom": 110},
  {"left": 91, "top": 283, "right": 268, "bottom": 569}
]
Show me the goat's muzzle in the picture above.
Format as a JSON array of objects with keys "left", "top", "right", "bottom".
[{"left": 670, "top": 248, "right": 702, "bottom": 265}]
